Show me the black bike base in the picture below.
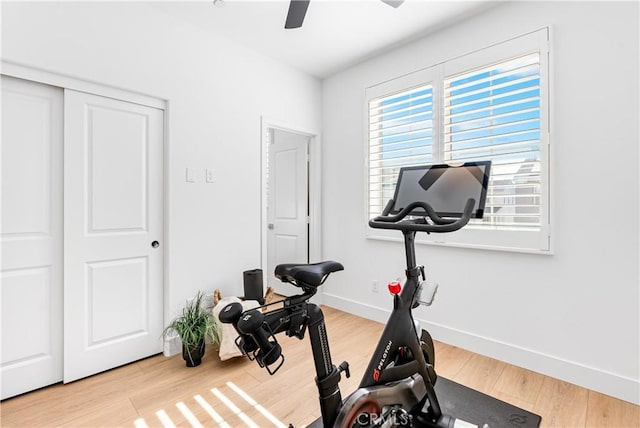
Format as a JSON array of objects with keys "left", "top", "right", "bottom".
[{"left": 306, "top": 377, "right": 541, "bottom": 428}]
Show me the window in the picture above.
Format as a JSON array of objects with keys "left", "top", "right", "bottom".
[
  {"left": 366, "top": 29, "right": 550, "bottom": 252},
  {"left": 368, "top": 84, "right": 434, "bottom": 219},
  {"left": 444, "top": 53, "right": 542, "bottom": 229}
]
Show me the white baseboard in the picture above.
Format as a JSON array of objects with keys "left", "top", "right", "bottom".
[{"left": 321, "top": 292, "right": 640, "bottom": 405}]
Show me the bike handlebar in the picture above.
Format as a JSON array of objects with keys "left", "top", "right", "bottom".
[{"left": 369, "top": 198, "right": 476, "bottom": 233}]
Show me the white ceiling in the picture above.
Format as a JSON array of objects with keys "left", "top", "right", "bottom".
[{"left": 152, "top": 0, "right": 497, "bottom": 78}]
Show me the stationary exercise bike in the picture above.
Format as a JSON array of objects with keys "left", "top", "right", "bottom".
[{"left": 220, "top": 162, "right": 492, "bottom": 427}]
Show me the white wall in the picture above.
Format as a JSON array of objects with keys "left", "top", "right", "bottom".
[
  {"left": 321, "top": 1, "right": 639, "bottom": 404},
  {"left": 0, "top": 2, "right": 321, "bottom": 315}
]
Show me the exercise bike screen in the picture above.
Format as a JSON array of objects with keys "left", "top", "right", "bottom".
[{"left": 390, "top": 161, "right": 491, "bottom": 219}]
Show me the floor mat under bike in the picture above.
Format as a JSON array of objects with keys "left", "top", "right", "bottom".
[
  {"left": 434, "top": 377, "right": 541, "bottom": 428},
  {"left": 306, "top": 377, "right": 541, "bottom": 427}
]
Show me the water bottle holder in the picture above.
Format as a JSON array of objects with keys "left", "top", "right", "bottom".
[{"left": 416, "top": 281, "right": 439, "bottom": 307}]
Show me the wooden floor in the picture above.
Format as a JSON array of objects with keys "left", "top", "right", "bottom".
[{"left": 1, "top": 305, "right": 638, "bottom": 428}]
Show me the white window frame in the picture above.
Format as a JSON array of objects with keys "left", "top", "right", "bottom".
[{"left": 365, "top": 28, "right": 552, "bottom": 254}]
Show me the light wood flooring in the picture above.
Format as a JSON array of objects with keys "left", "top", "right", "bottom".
[{"left": 1, "top": 305, "right": 638, "bottom": 427}]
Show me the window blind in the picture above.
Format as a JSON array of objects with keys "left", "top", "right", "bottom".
[
  {"left": 443, "top": 53, "right": 542, "bottom": 229},
  {"left": 368, "top": 85, "right": 434, "bottom": 218},
  {"left": 365, "top": 28, "right": 550, "bottom": 252}
]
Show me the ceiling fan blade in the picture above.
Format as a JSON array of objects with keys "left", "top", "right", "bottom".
[
  {"left": 381, "top": 0, "right": 404, "bottom": 8},
  {"left": 285, "top": 0, "right": 311, "bottom": 29}
]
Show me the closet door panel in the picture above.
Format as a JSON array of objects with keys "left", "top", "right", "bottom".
[
  {"left": 63, "top": 89, "right": 164, "bottom": 383},
  {"left": 0, "top": 75, "right": 63, "bottom": 400}
]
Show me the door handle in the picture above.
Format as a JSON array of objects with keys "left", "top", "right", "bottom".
[
  {"left": 151, "top": 241, "right": 160, "bottom": 248},
  {"left": 268, "top": 224, "right": 274, "bottom": 230}
]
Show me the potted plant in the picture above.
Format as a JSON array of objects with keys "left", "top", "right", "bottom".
[{"left": 163, "top": 291, "right": 221, "bottom": 367}]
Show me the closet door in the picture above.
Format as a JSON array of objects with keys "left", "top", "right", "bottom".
[
  {"left": 63, "top": 90, "right": 164, "bottom": 382},
  {"left": 1, "top": 76, "right": 64, "bottom": 399}
]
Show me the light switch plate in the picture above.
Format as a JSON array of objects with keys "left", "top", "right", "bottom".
[
  {"left": 206, "top": 168, "right": 215, "bottom": 183},
  {"left": 186, "top": 167, "right": 196, "bottom": 183}
]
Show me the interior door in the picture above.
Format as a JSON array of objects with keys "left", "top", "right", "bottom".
[
  {"left": 63, "top": 89, "right": 164, "bottom": 382},
  {"left": 1, "top": 76, "right": 64, "bottom": 399},
  {"left": 267, "top": 129, "right": 309, "bottom": 296}
]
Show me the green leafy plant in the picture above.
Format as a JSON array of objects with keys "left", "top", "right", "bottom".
[{"left": 162, "top": 291, "right": 221, "bottom": 366}]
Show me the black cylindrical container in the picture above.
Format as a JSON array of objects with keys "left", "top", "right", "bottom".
[{"left": 243, "top": 269, "right": 264, "bottom": 304}]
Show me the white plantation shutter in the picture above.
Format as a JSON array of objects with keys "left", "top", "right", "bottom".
[
  {"left": 444, "top": 53, "right": 542, "bottom": 229},
  {"left": 368, "top": 84, "right": 434, "bottom": 219},
  {"left": 366, "top": 28, "right": 551, "bottom": 252}
]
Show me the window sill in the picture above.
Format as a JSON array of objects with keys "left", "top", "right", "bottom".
[{"left": 366, "top": 227, "right": 553, "bottom": 255}]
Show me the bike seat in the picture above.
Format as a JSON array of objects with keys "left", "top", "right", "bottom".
[{"left": 275, "top": 261, "right": 344, "bottom": 288}]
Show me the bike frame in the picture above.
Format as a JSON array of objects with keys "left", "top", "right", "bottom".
[
  {"left": 358, "top": 230, "right": 442, "bottom": 419},
  {"left": 256, "top": 229, "right": 442, "bottom": 427}
]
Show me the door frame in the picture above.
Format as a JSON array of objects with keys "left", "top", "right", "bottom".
[
  {"left": 260, "top": 117, "right": 322, "bottom": 292},
  {"left": 1, "top": 60, "right": 171, "bottom": 353}
]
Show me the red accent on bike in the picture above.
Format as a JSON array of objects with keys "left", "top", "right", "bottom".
[
  {"left": 388, "top": 281, "right": 401, "bottom": 295},
  {"left": 373, "top": 369, "right": 380, "bottom": 382}
]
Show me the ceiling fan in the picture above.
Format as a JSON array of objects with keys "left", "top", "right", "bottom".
[{"left": 285, "top": 0, "right": 405, "bottom": 29}]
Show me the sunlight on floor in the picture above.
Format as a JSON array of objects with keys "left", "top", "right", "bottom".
[{"left": 133, "top": 381, "right": 288, "bottom": 428}]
